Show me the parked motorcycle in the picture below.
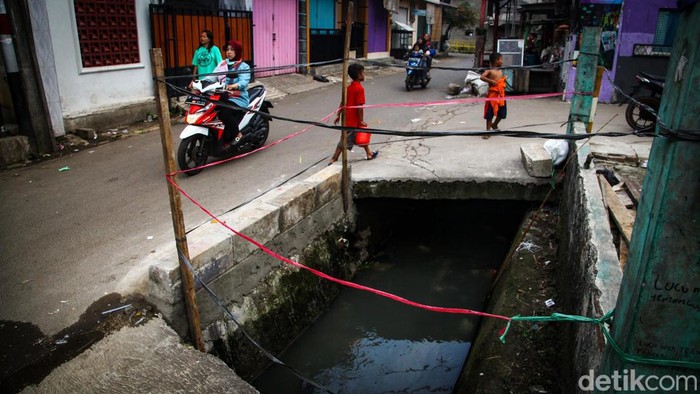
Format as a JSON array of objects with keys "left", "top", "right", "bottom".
[
  {"left": 178, "top": 79, "right": 273, "bottom": 176},
  {"left": 625, "top": 72, "right": 664, "bottom": 131},
  {"left": 404, "top": 54, "right": 430, "bottom": 91}
]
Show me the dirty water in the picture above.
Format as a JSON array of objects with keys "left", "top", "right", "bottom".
[
  {"left": 253, "top": 199, "right": 530, "bottom": 393},
  {"left": 0, "top": 293, "right": 155, "bottom": 393}
]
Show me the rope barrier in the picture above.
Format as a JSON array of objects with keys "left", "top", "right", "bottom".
[
  {"left": 161, "top": 56, "right": 699, "bottom": 142},
  {"left": 176, "top": 248, "right": 335, "bottom": 393},
  {"left": 158, "top": 55, "right": 700, "bottom": 375},
  {"left": 161, "top": 80, "right": 653, "bottom": 144},
  {"left": 500, "top": 311, "right": 700, "bottom": 370},
  {"left": 164, "top": 94, "right": 699, "bottom": 372}
]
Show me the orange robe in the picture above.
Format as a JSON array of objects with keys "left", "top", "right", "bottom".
[{"left": 484, "top": 77, "right": 506, "bottom": 118}]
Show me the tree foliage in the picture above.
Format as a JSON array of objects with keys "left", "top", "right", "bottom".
[{"left": 442, "top": 1, "right": 478, "bottom": 40}]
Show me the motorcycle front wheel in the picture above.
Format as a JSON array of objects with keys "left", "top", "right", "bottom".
[
  {"left": 177, "top": 135, "right": 208, "bottom": 176},
  {"left": 405, "top": 75, "right": 413, "bottom": 91},
  {"left": 625, "top": 96, "right": 660, "bottom": 131}
]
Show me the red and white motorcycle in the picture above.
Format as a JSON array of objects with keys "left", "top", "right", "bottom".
[{"left": 177, "top": 79, "right": 273, "bottom": 175}]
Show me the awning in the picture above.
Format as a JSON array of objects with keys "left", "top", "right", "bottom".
[{"left": 392, "top": 20, "right": 414, "bottom": 31}]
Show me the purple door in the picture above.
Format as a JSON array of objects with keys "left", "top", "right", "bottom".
[
  {"left": 367, "top": 0, "right": 388, "bottom": 53},
  {"left": 253, "top": 0, "right": 297, "bottom": 77}
]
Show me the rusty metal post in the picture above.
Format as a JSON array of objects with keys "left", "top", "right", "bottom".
[{"left": 150, "top": 48, "right": 205, "bottom": 352}]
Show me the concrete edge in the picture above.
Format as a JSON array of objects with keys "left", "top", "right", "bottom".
[
  {"left": 144, "top": 165, "right": 343, "bottom": 311},
  {"left": 556, "top": 123, "right": 623, "bottom": 389}
]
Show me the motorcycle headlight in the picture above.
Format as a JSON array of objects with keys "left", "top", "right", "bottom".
[{"left": 186, "top": 113, "right": 201, "bottom": 123}]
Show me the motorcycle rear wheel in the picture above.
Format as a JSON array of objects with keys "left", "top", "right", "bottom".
[
  {"left": 625, "top": 96, "right": 660, "bottom": 131},
  {"left": 177, "top": 135, "right": 208, "bottom": 176}
]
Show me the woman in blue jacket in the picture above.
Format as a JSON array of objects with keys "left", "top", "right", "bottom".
[{"left": 213, "top": 40, "right": 250, "bottom": 145}]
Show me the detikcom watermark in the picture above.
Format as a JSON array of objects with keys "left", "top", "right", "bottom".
[{"left": 578, "top": 369, "right": 698, "bottom": 392}]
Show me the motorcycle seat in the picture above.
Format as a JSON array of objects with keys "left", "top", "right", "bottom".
[
  {"left": 639, "top": 72, "right": 665, "bottom": 82},
  {"left": 248, "top": 85, "right": 265, "bottom": 101}
]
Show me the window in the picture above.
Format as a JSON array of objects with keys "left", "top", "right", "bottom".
[
  {"left": 653, "top": 9, "right": 680, "bottom": 46},
  {"left": 74, "top": 0, "right": 140, "bottom": 68}
]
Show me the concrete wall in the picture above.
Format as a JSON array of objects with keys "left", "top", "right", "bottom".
[
  {"left": 613, "top": 0, "right": 675, "bottom": 95},
  {"left": 556, "top": 123, "right": 623, "bottom": 392},
  {"left": 46, "top": 0, "right": 155, "bottom": 129},
  {"left": 144, "top": 165, "right": 363, "bottom": 378}
]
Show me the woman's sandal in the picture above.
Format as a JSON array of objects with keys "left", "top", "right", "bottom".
[{"left": 367, "top": 151, "right": 379, "bottom": 160}]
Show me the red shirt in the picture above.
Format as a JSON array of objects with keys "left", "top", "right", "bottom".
[{"left": 345, "top": 81, "right": 365, "bottom": 128}]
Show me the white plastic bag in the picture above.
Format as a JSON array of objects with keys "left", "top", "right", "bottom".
[
  {"left": 543, "top": 139, "right": 569, "bottom": 166},
  {"left": 465, "top": 71, "right": 488, "bottom": 97}
]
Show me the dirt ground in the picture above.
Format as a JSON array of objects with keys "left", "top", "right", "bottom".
[{"left": 456, "top": 206, "right": 563, "bottom": 393}]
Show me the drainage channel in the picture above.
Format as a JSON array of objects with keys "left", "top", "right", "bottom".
[{"left": 252, "top": 199, "right": 532, "bottom": 393}]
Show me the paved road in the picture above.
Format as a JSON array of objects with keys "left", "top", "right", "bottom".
[
  {"left": 0, "top": 54, "right": 636, "bottom": 339},
  {"left": 0, "top": 55, "right": 473, "bottom": 337}
]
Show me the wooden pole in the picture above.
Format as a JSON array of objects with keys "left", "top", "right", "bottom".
[
  {"left": 149, "top": 48, "right": 205, "bottom": 352},
  {"left": 598, "top": 5, "right": 700, "bottom": 378},
  {"left": 340, "top": 2, "right": 354, "bottom": 214}
]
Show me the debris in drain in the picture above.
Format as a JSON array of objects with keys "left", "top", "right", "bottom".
[
  {"left": 544, "top": 299, "right": 555, "bottom": 308},
  {"left": 530, "top": 384, "right": 548, "bottom": 393},
  {"left": 101, "top": 304, "right": 132, "bottom": 315},
  {"left": 516, "top": 241, "right": 542, "bottom": 253}
]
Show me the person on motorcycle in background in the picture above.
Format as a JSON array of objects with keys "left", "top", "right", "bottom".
[
  {"left": 422, "top": 33, "right": 433, "bottom": 76},
  {"left": 406, "top": 43, "right": 428, "bottom": 81},
  {"left": 213, "top": 40, "right": 250, "bottom": 146}
]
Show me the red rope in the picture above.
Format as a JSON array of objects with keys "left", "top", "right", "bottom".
[
  {"left": 172, "top": 112, "right": 335, "bottom": 176},
  {"left": 165, "top": 173, "right": 511, "bottom": 322},
  {"left": 345, "top": 91, "right": 568, "bottom": 110}
]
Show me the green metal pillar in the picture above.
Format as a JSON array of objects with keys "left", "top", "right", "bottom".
[
  {"left": 567, "top": 27, "right": 600, "bottom": 134},
  {"left": 598, "top": 4, "right": 700, "bottom": 388}
]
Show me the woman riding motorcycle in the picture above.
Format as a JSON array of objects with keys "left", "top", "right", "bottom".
[{"left": 212, "top": 40, "right": 250, "bottom": 147}]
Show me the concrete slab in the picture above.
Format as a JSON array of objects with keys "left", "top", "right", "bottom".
[
  {"left": 589, "top": 138, "right": 639, "bottom": 164},
  {"left": 520, "top": 142, "right": 553, "bottom": 178},
  {"left": 20, "top": 318, "right": 256, "bottom": 394}
]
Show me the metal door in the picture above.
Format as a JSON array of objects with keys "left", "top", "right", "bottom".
[
  {"left": 367, "top": 0, "right": 387, "bottom": 53},
  {"left": 253, "top": 0, "right": 297, "bottom": 77},
  {"left": 310, "top": 0, "right": 335, "bottom": 29}
]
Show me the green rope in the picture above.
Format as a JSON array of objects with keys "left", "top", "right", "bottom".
[
  {"left": 549, "top": 167, "right": 557, "bottom": 190},
  {"left": 499, "top": 309, "right": 700, "bottom": 370}
]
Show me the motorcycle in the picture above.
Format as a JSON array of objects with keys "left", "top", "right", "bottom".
[
  {"left": 625, "top": 72, "right": 664, "bottom": 131},
  {"left": 404, "top": 53, "right": 430, "bottom": 91},
  {"left": 178, "top": 79, "right": 273, "bottom": 176}
]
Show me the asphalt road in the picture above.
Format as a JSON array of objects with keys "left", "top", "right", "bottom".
[{"left": 0, "top": 55, "right": 477, "bottom": 337}]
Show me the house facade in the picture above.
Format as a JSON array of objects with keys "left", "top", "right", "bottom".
[
  {"left": 0, "top": 0, "right": 436, "bottom": 157},
  {"left": 613, "top": 0, "right": 678, "bottom": 94},
  {"left": 2, "top": 1, "right": 678, "bottom": 157}
]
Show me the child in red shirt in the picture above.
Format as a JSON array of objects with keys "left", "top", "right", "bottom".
[{"left": 329, "top": 63, "right": 378, "bottom": 164}]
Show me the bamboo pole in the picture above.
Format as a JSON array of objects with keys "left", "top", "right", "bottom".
[
  {"left": 340, "top": 2, "right": 354, "bottom": 214},
  {"left": 150, "top": 48, "right": 205, "bottom": 352}
]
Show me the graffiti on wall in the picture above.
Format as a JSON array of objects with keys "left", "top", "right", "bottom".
[{"left": 579, "top": 4, "right": 621, "bottom": 69}]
